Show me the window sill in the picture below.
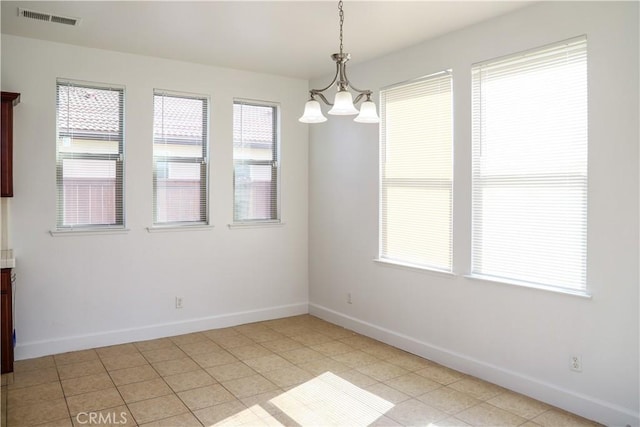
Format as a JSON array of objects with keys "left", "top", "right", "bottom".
[
  {"left": 50, "top": 227, "right": 130, "bottom": 237},
  {"left": 228, "top": 221, "right": 284, "bottom": 229},
  {"left": 373, "top": 258, "right": 455, "bottom": 278},
  {"left": 146, "top": 225, "right": 214, "bottom": 233},
  {"left": 464, "top": 274, "right": 592, "bottom": 299}
]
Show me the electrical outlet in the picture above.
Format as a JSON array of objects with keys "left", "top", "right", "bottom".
[
  {"left": 347, "top": 292, "right": 352, "bottom": 304},
  {"left": 570, "top": 355, "right": 582, "bottom": 372},
  {"left": 175, "top": 297, "right": 184, "bottom": 309}
]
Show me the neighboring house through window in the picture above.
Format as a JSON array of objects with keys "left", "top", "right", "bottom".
[
  {"left": 153, "top": 91, "right": 209, "bottom": 225},
  {"left": 233, "top": 100, "right": 280, "bottom": 223},
  {"left": 56, "top": 80, "right": 124, "bottom": 229}
]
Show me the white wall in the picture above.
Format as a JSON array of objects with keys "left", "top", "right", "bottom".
[
  {"left": 308, "top": 2, "right": 638, "bottom": 425},
  {"left": 1, "top": 35, "right": 309, "bottom": 358}
]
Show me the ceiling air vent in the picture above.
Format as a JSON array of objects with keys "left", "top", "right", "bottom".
[{"left": 18, "top": 8, "right": 80, "bottom": 26}]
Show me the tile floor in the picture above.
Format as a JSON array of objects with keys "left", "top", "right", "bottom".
[{"left": 1, "top": 315, "right": 600, "bottom": 426}]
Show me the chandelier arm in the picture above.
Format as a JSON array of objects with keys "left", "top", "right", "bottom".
[
  {"left": 341, "top": 65, "right": 371, "bottom": 95},
  {"left": 309, "top": 62, "right": 341, "bottom": 95},
  {"left": 313, "top": 92, "right": 333, "bottom": 106}
]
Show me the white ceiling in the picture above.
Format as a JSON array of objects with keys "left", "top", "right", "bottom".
[{"left": 0, "top": 1, "right": 532, "bottom": 80}]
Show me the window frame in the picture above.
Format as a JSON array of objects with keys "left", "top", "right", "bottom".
[
  {"left": 55, "top": 79, "right": 126, "bottom": 231},
  {"left": 152, "top": 89, "right": 210, "bottom": 227},
  {"left": 232, "top": 99, "right": 281, "bottom": 225}
]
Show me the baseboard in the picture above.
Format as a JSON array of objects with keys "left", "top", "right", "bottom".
[
  {"left": 15, "top": 302, "right": 309, "bottom": 360},
  {"left": 309, "top": 303, "right": 639, "bottom": 427}
]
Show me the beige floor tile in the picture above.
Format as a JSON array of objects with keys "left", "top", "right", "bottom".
[
  {"left": 7, "top": 381, "right": 64, "bottom": 407},
  {"left": 522, "top": 421, "right": 543, "bottom": 427},
  {"left": 357, "top": 361, "right": 410, "bottom": 382},
  {"left": 334, "top": 369, "right": 378, "bottom": 388},
  {"left": 7, "top": 397, "right": 69, "bottom": 426},
  {"left": 368, "top": 415, "right": 403, "bottom": 426},
  {"left": 1, "top": 372, "right": 13, "bottom": 386},
  {"left": 163, "top": 369, "right": 216, "bottom": 392},
  {"left": 532, "top": 408, "right": 601, "bottom": 426},
  {"left": 488, "top": 391, "right": 551, "bottom": 419},
  {"left": 70, "top": 405, "right": 135, "bottom": 427},
  {"left": 456, "top": 402, "right": 528, "bottom": 426},
  {"left": 142, "top": 346, "right": 187, "bottom": 363},
  {"left": 433, "top": 416, "right": 473, "bottom": 426},
  {"left": 178, "top": 383, "right": 236, "bottom": 411},
  {"left": 206, "top": 362, "right": 257, "bottom": 382},
  {"left": 118, "top": 377, "right": 173, "bottom": 403},
  {"left": 61, "top": 372, "right": 114, "bottom": 397},
  {"left": 66, "top": 387, "right": 124, "bottom": 416},
  {"left": 193, "top": 400, "right": 247, "bottom": 426},
  {"left": 128, "top": 394, "right": 189, "bottom": 424},
  {"left": 202, "top": 327, "right": 240, "bottom": 341},
  {"left": 9, "top": 367, "right": 59, "bottom": 389},
  {"left": 361, "top": 344, "right": 408, "bottom": 360},
  {"left": 417, "top": 386, "right": 482, "bottom": 414},
  {"left": 101, "top": 352, "right": 149, "bottom": 371},
  {"left": 311, "top": 325, "right": 353, "bottom": 340},
  {"left": 222, "top": 374, "right": 280, "bottom": 399},
  {"left": 281, "top": 347, "right": 326, "bottom": 365},
  {"left": 37, "top": 417, "right": 74, "bottom": 427},
  {"left": 170, "top": 332, "right": 208, "bottom": 346},
  {"left": 386, "top": 398, "right": 448, "bottom": 425},
  {"left": 366, "top": 382, "right": 411, "bottom": 404},
  {"left": 416, "top": 364, "right": 466, "bottom": 385},
  {"left": 385, "top": 372, "right": 441, "bottom": 397},
  {"left": 244, "top": 354, "right": 295, "bottom": 374},
  {"left": 260, "top": 338, "right": 305, "bottom": 353},
  {"left": 139, "top": 412, "right": 204, "bottom": 427},
  {"left": 54, "top": 350, "right": 99, "bottom": 366},
  {"left": 109, "top": 364, "right": 159, "bottom": 386},
  {"left": 191, "top": 350, "right": 238, "bottom": 368},
  {"left": 338, "top": 334, "right": 379, "bottom": 349},
  {"left": 261, "top": 366, "right": 313, "bottom": 388},
  {"left": 13, "top": 355, "right": 56, "bottom": 373},
  {"left": 239, "top": 389, "right": 286, "bottom": 415},
  {"left": 448, "top": 378, "right": 505, "bottom": 401},
  {"left": 239, "top": 329, "right": 285, "bottom": 343},
  {"left": 330, "top": 350, "right": 380, "bottom": 368},
  {"left": 152, "top": 357, "right": 200, "bottom": 377},
  {"left": 178, "top": 340, "right": 222, "bottom": 357},
  {"left": 289, "top": 332, "right": 334, "bottom": 346},
  {"left": 135, "top": 338, "right": 175, "bottom": 352},
  {"left": 212, "top": 334, "right": 255, "bottom": 349},
  {"left": 228, "top": 344, "right": 274, "bottom": 360},
  {"left": 95, "top": 343, "right": 140, "bottom": 359},
  {"left": 297, "top": 357, "right": 350, "bottom": 376},
  {"left": 387, "top": 353, "right": 434, "bottom": 371},
  {"left": 309, "top": 340, "right": 355, "bottom": 356},
  {"left": 57, "top": 360, "right": 106, "bottom": 380}
]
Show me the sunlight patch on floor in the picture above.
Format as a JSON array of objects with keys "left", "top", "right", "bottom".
[{"left": 212, "top": 371, "right": 395, "bottom": 426}]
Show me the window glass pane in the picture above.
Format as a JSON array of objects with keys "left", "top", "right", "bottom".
[
  {"left": 380, "top": 72, "right": 453, "bottom": 271},
  {"left": 233, "top": 101, "right": 279, "bottom": 222},
  {"left": 153, "top": 91, "right": 208, "bottom": 225},
  {"left": 471, "top": 36, "right": 588, "bottom": 291},
  {"left": 56, "top": 80, "right": 124, "bottom": 229}
]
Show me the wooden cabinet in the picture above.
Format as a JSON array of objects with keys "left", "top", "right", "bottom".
[
  {"left": 1, "top": 268, "right": 13, "bottom": 374},
  {"left": 1, "top": 92, "right": 20, "bottom": 197}
]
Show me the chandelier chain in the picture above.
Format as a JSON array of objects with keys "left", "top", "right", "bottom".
[{"left": 338, "top": 0, "right": 344, "bottom": 54}]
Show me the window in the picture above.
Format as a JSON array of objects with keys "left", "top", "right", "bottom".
[
  {"left": 153, "top": 91, "right": 209, "bottom": 225},
  {"left": 56, "top": 80, "right": 124, "bottom": 229},
  {"left": 233, "top": 100, "right": 280, "bottom": 223},
  {"left": 379, "top": 71, "right": 453, "bottom": 271},
  {"left": 471, "top": 36, "right": 588, "bottom": 292}
]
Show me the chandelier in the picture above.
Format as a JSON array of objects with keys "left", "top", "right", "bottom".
[{"left": 298, "top": 0, "right": 380, "bottom": 124}]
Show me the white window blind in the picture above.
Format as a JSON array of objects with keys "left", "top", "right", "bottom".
[
  {"left": 380, "top": 71, "right": 453, "bottom": 271},
  {"left": 153, "top": 91, "right": 208, "bottom": 225},
  {"left": 233, "top": 100, "right": 279, "bottom": 223},
  {"left": 471, "top": 36, "right": 588, "bottom": 292},
  {"left": 56, "top": 80, "right": 124, "bottom": 229}
]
